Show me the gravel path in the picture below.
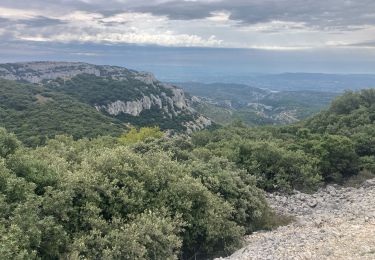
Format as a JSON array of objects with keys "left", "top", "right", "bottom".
[{"left": 217, "top": 179, "right": 375, "bottom": 260}]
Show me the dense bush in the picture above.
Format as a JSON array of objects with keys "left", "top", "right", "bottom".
[
  {"left": 190, "top": 89, "right": 375, "bottom": 191},
  {"left": 191, "top": 127, "right": 322, "bottom": 192},
  {"left": 0, "top": 129, "right": 270, "bottom": 259},
  {"left": 237, "top": 141, "right": 321, "bottom": 191},
  {"left": 305, "top": 89, "right": 375, "bottom": 135}
]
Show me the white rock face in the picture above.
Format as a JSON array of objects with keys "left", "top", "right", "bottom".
[
  {"left": 171, "top": 88, "right": 188, "bottom": 109},
  {"left": 150, "top": 94, "right": 163, "bottom": 109},
  {"left": 184, "top": 115, "right": 212, "bottom": 134},
  {"left": 97, "top": 95, "right": 160, "bottom": 116}
]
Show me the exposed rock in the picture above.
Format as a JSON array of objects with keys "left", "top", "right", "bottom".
[
  {"left": 0, "top": 61, "right": 212, "bottom": 132},
  {"left": 362, "top": 178, "right": 375, "bottom": 188},
  {"left": 308, "top": 199, "right": 318, "bottom": 208},
  {"left": 134, "top": 71, "right": 158, "bottom": 85},
  {"left": 0, "top": 62, "right": 102, "bottom": 83},
  {"left": 326, "top": 185, "right": 337, "bottom": 195},
  {"left": 217, "top": 179, "right": 375, "bottom": 260},
  {"left": 170, "top": 87, "right": 189, "bottom": 110},
  {"left": 185, "top": 115, "right": 213, "bottom": 134},
  {"left": 96, "top": 96, "right": 155, "bottom": 116}
]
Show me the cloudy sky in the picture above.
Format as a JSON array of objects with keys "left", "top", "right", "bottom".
[{"left": 1, "top": 0, "right": 375, "bottom": 79}]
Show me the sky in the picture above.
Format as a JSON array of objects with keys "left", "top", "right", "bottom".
[{"left": 0, "top": 0, "right": 375, "bottom": 80}]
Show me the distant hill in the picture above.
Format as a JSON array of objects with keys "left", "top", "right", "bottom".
[
  {"left": 0, "top": 62, "right": 212, "bottom": 145},
  {"left": 251, "top": 73, "right": 375, "bottom": 92},
  {"left": 166, "top": 73, "right": 375, "bottom": 92},
  {"left": 178, "top": 82, "right": 338, "bottom": 126}
]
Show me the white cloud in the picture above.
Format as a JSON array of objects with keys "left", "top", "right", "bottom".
[
  {"left": 245, "top": 45, "right": 312, "bottom": 51},
  {"left": 63, "top": 11, "right": 104, "bottom": 22},
  {"left": 9, "top": 10, "right": 223, "bottom": 47},
  {"left": 71, "top": 52, "right": 101, "bottom": 56},
  {"left": 0, "top": 3, "right": 374, "bottom": 50},
  {"left": 40, "top": 31, "right": 222, "bottom": 47},
  {"left": 207, "top": 11, "right": 230, "bottom": 22},
  {"left": 0, "top": 7, "right": 39, "bottom": 20},
  {"left": 243, "top": 21, "right": 310, "bottom": 33},
  {"left": 18, "top": 36, "right": 52, "bottom": 42}
]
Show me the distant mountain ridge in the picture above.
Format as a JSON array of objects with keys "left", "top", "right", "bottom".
[
  {"left": 0, "top": 62, "right": 212, "bottom": 145},
  {"left": 162, "top": 73, "right": 375, "bottom": 91},
  {"left": 0, "top": 61, "right": 139, "bottom": 83}
]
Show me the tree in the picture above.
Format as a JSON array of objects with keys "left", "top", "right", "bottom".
[
  {"left": 0, "top": 128, "right": 20, "bottom": 158},
  {"left": 238, "top": 141, "right": 321, "bottom": 192},
  {"left": 119, "top": 126, "right": 164, "bottom": 144},
  {"left": 315, "top": 135, "right": 359, "bottom": 182}
]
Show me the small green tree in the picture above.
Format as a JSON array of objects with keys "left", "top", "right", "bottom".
[
  {"left": 316, "top": 135, "right": 359, "bottom": 182},
  {"left": 119, "top": 126, "right": 164, "bottom": 144},
  {"left": 238, "top": 141, "right": 322, "bottom": 192},
  {"left": 0, "top": 128, "right": 20, "bottom": 158}
]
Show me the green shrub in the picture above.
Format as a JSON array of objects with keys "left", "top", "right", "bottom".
[
  {"left": 119, "top": 126, "right": 164, "bottom": 144},
  {"left": 0, "top": 135, "right": 271, "bottom": 259},
  {"left": 238, "top": 141, "right": 321, "bottom": 192},
  {"left": 0, "top": 128, "right": 20, "bottom": 158}
]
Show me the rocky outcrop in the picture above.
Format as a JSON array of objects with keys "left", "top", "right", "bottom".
[
  {"left": 0, "top": 62, "right": 162, "bottom": 84},
  {"left": 134, "top": 71, "right": 158, "bottom": 85},
  {"left": 96, "top": 95, "right": 159, "bottom": 116},
  {"left": 218, "top": 179, "right": 375, "bottom": 260},
  {"left": 0, "top": 61, "right": 212, "bottom": 131},
  {"left": 184, "top": 115, "right": 213, "bottom": 134},
  {"left": 94, "top": 85, "right": 194, "bottom": 119},
  {"left": 0, "top": 62, "right": 102, "bottom": 83}
]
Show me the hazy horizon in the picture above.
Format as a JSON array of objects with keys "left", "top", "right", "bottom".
[{"left": 0, "top": 0, "right": 374, "bottom": 81}]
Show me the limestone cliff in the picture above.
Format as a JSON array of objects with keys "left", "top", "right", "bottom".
[{"left": 0, "top": 62, "right": 211, "bottom": 132}]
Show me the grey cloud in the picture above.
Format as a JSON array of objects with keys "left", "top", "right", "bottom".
[
  {"left": 0, "top": 0, "right": 92, "bottom": 11},
  {"left": 348, "top": 41, "right": 375, "bottom": 47},
  {"left": 0, "top": 18, "right": 12, "bottom": 26},
  {"left": 0, "top": 16, "right": 65, "bottom": 29},
  {"left": 133, "top": 1, "right": 212, "bottom": 20},
  {"left": 133, "top": 0, "right": 375, "bottom": 30},
  {"left": 2, "top": 0, "right": 375, "bottom": 30},
  {"left": 19, "top": 16, "right": 66, "bottom": 27}
]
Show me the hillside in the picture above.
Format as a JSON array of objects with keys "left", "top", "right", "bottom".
[
  {"left": 191, "top": 89, "right": 375, "bottom": 190},
  {"left": 0, "top": 86, "right": 374, "bottom": 259},
  {"left": 0, "top": 79, "right": 124, "bottom": 146},
  {"left": 0, "top": 62, "right": 212, "bottom": 144},
  {"left": 178, "top": 82, "right": 338, "bottom": 126}
]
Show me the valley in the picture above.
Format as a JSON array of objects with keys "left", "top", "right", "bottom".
[{"left": 178, "top": 82, "right": 339, "bottom": 126}]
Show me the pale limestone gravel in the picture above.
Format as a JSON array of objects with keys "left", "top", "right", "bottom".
[{"left": 217, "top": 179, "right": 375, "bottom": 260}]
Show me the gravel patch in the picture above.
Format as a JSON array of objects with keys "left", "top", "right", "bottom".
[{"left": 217, "top": 179, "right": 375, "bottom": 260}]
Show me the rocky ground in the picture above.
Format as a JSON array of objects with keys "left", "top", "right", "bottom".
[{"left": 218, "top": 178, "right": 375, "bottom": 260}]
